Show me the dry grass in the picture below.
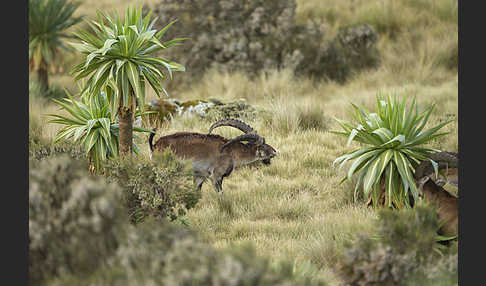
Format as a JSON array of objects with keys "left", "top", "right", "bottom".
[
  {"left": 31, "top": 0, "right": 458, "bottom": 285},
  {"left": 110, "top": 68, "right": 455, "bottom": 285}
]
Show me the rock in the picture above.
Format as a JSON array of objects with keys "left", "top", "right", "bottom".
[{"left": 143, "top": 98, "right": 259, "bottom": 127}]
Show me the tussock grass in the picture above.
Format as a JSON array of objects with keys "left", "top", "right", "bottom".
[
  {"left": 29, "top": 94, "right": 68, "bottom": 143},
  {"left": 32, "top": 71, "right": 457, "bottom": 285},
  {"left": 31, "top": 0, "right": 457, "bottom": 284},
  {"left": 146, "top": 73, "right": 456, "bottom": 285}
]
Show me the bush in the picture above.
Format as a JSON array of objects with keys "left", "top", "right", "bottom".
[
  {"left": 29, "top": 155, "right": 127, "bottom": 285},
  {"left": 29, "top": 110, "right": 47, "bottom": 147},
  {"left": 296, "top": 105, "right": 331, "bottom": 131},
  {"left": 332, "top": 93, "right": 453, "bottom": 208},
  {"left": 29, "top": 140, "right": 85, "bottom": 162},
  {"left": 30, "top": 156, "right": 326, "bottom": 285},
  {"left": 147, "top": 0, "right": 379, "bottom": 83},
  {"left": 145, "top": 232, "right": 325, "bottom": 285},
  {"left": 161, "top": 240, "right": 320, "bottom": 286},
  {"left": 49, "top": 219, "right": 326, "bottom": 286},
  {"left": 336, "top": 204, "right": 458, "bottom": 286},
  {"left": 29, "top": 113, "right": 84, "bottom": 162},
  {"left": 103, "top": 150, "right": 201, "bottom": 223},
  {"left": 29, "top": 80, "right": 66, "bottom": 100}
]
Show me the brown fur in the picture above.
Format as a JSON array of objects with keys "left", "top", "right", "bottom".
[
  {"left": 149, "top": 131, "right": 276, "bottom": 194},
  {"left": 413, "top": 151, "right": 459, "bottom": 236},
  {"left": 151, "top": 132, "right": 261, "bottom": 167},
  {"left": 418, "top": 177, "right": 458, "bottom": 236}
]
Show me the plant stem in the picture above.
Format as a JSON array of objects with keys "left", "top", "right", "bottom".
[
  {"left": 37, "top": 61, "right": 49, "bottom": 93},
  {"left": 118, "top": 91, "right": 134, "bottom": 158}
]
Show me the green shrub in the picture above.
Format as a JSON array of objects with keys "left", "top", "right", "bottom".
[
  {"left": 435, "top": 40, "right": 458, "bottom": 71},
  {"left": 29, "top": 80, "right": 67, "bottom": 101},
  {"left": 29, "top": 114, "right": 85, "bottom": 162},
  {"left": 48, "top": 220, "right": 325, "bottom": 286},
  {"left": 148, "top": 0, "right": 379, "bottom": 83},
  {"left": 204, "top": 99, "right": 261, "bottom": 122},
  {"left": 29, "top": 110, "right": 47, "bottom": 147},
  {"left": 103, "top": 150, "right": 200, "bottom": 223},
  {"left": 336, "top": 204, "right": 457, "bottom": 286},
  {"left": 29, "top": 137, "right": 85, "bottom": 162},
  {"left": 332, "top": 93, "right": 453, "bottom": 208},
  {"left": 29, "top": 155, "right": 326, "bottom": 285},
  {"left": 29, "top": 155, "right": 127, "bottom": 285},
  {"left": 297, "top": 105, "right": 331, "bottom": 131},
  {"left": 162, "top": 241, "right": 321, "bottom": 286},
  {"left": 48, "top": 90, "right": 153, "bottom": 173}
]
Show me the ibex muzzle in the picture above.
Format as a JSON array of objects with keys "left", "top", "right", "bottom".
[{"left": 149, "top": 118, "right": 277, "bottom": 194}]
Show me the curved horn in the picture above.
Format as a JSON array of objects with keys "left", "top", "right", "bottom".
[
  {"left": 208, "top": 118, "right": 256, "bottom": 134},
  {"left": 414, "top": 151, "right": 459, "bottom": 180},
  {"left": 220, "top": 133, "right": 264, "bottom": 152},
  {"left": 429, "top": 151, "right": 458, "bottom": 163}
]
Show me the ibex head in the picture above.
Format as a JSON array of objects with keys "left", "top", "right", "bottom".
[
  {"left": 414, "top": 151, "right": 459, "bottom": 195},
  {"left": 209, "top": 118, "right": 277, "bottom": 165}
]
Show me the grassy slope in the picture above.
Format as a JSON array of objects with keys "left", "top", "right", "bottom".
[{"left": 34, "top": 0, "right": 458, "bottom": 284}]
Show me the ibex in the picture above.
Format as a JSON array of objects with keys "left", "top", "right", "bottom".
[
  {"left": 414, "top": 151, "right": 459, "bottom": 236},
  {"left": 149, "top": 118, "right": 277, "bottom": 194}
]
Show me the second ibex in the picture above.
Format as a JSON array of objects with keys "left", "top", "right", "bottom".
[{"left": 149, "top": 118, "right": 277, "bottom": 194}]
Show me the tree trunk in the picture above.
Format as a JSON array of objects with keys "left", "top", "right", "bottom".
[
  {"left": 37, "top": 62, "right": 49, "bottom": 93},
  {"left": 88, "top": 151, "right": 96, "bottom": 173},
  {"left": 118, "top": 106, "right": 134, "bottom": 157}
]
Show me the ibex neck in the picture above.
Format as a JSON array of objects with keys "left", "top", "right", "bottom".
[{"left": 230, "top": 143, "right": 259, "bottom": 168}]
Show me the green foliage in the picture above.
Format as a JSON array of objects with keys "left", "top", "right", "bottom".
[
  {"left": 204, "top": 99, "right": 260, "bottom": 122},
  {"left": 48, "top": 89, "right": 152, "bottom": 172},
  {"left": 149, "top": 0, "right": 379, "bottom": 83},
  {"left": 47, "top": 219, "right": 325, "bottom": 286},
  {"left": 435, "top": 40, "right": 458, "bottom": 71},
  {"left": 29, "top": 140, "right": 85, "bottom": 162},
  {"left": 29, "top": 80, "right": 67, "bottom": 101},
  {"left": 69, "top": 5, "right": 185, "bottom": 111},
  {"left": 29, "top": 109, "right": 48, "bottom": 147},
  {"left": 161, "top": 240, "right": 322, "bottom": 286},
  {"left": 297, "top": 105, "right": 331, "bottom": 131},
  {"left": 29, "top": 105, "right": 85, "bottom": 161},
  {"left": 336, "top": 204, "right": 457, "bottom": 286},
  {"left": 332, "top": 92, "right": 453, "bottom": 208},
  {"left": 29, "top": 155, "right": 126, "bottom": 285},
  {"left": 103, "top": 150, "right": 200, "bottom": 223},
  {"left": 29, "top": 0, "right": 82, "bottom": 86},
  {"left": 29, "top": 156, "right": 322, "bottom": 285}
]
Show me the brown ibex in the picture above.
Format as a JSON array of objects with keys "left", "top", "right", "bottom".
[
  {"left": 414, "top": 151, "right": 459, "bottom": 236},
  {"left": 149, "top": 118, "right": 277, "bottom": 194}
]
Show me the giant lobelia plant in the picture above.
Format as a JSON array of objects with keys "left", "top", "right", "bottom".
[
  {"left": 69, "top": 6, "right": 185, "bottom": 157},
  {"left": 29, "top": 0, "right": 83, "bottom": 92},
  {"left": 48, "top": 88, "right": 153, "bottom": 173},
  {"left": 332, "top": 93, "right": 453, "bottom": 208}
]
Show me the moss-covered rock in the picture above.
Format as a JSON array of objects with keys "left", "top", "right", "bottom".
[
  {"left": 143, "top": 98, "right": 181, "bottom": 127},
  {"left": 144, "top": 98, "right": 260, "bottom": 126},
  {"left": 205, "top": 98, "right": 260, "bottom": 122}
]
